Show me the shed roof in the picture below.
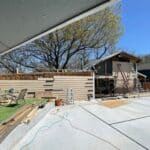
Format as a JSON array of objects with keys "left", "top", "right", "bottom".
[{"left": 84, "top": 51, "right": 141, "bottom": 70}]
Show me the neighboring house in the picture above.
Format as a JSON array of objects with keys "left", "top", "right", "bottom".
[
  {"left": 84, "top": 51, "right": 141, "bottom": 97},
  {"left": 138, "top": 63, "right": 150, "bottom": 82}
]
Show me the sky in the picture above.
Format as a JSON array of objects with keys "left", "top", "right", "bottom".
[{"left": 117, "top": 0, "right": 150, "bottom": 56}]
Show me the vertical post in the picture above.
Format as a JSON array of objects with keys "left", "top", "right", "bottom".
[
  {"left": 135, "top": 63, "right": 138, "bottom": 79},
  {"left": 16, "top": 68, "right": 19, "bottom": 74},
  {"left": 135, "top": 63, "right": 138, "bottom": 90},
  {"left": 93, "top": 71, "right": 95, "bottom": 99}
]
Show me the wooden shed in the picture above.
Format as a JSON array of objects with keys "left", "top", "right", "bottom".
[{"left": 84, "top": 51, "right": 141, "bottom": 97}]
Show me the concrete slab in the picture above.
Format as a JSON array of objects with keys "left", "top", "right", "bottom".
[
  {"left": 131, "top": 97, "right": 150, "bottom": 107},
  {"left": 1, "top": 97, "right": 150, "bottom": 150},
  {"left": 10, "top": 105, "right": 144, "bottom": 150},
  {"left": 113, "top": 117, "right": 150, "bottom": 150},
  {"left": 82, "top": 98, "right": 150, "bottom": 124}
]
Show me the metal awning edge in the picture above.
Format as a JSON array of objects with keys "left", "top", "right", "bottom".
[{"left": 0, "top": 0, "right": 118, "bottom": 56}]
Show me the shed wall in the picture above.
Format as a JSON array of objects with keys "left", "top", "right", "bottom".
[{"left": 113, "top": 61, "right": 137, "bottom": 92}]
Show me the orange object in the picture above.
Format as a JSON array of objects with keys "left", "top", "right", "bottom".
[
  {"left": 55, "top": 99, "right": 63, "bottom": 106},
  {"left": 101, "top": 100, "right": 128, "bottom": 108}
]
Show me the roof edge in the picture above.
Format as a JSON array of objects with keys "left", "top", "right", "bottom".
[{"left": 0, "top": 0, "right": 116, "bottom": 56}]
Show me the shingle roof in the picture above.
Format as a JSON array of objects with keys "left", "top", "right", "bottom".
[{"left": 84, "top": 51, "right": 121, "bottom": 70}]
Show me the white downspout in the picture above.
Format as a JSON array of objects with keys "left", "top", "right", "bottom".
[
  {"left": 136, "top": 63, "right": 138, "bottom": 89},
  {"left": 93, "top": 71, "right": 95, "bottom": 99},
  {"left": 136, "top": 63, "right": 138, "bottom": 79}
]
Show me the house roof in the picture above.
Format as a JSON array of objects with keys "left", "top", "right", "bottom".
[
  {"left": 84, "top": 51, "right": 141, "bottom": 70},
  {"left": 0, "top": 0, "right": 113, "bottom": 56}
]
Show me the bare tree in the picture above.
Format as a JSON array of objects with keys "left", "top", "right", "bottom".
[
  {"left": 0, "top": 51, "right": 25, "bottom": 73},
  {"left": 0, "top": 4, "right": 122, "bottom": 72}
]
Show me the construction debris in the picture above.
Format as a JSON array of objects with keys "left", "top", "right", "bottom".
[
  {"left": 22, "top": 106, "right": 38, "bottom": 124},
  {"left": 0, "top": 104, "right": 34, "bottom": 143}
]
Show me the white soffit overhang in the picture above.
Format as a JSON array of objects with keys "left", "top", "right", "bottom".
[{"left": 0, "top": 0, "right": 114, "bottom": 55}]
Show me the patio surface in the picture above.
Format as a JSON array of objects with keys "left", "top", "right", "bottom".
[{"left": 1, "top": 97, "right": 150, "bottom": 150}]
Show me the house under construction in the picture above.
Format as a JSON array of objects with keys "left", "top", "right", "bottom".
[{"left": 84, "top": 51, "right": 141, "bottom": 97}]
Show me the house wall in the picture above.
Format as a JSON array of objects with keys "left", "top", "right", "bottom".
[
  {"left": 0, "top": 73, "right": 93, "bottom": 101},
  {"left": 112, "top": 61, "right": 137, "bottom": 92}
]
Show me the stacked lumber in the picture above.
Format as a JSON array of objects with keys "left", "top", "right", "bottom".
[
  {"left": 0, "top": 99, "right": 11, "bottom": 105},
  {"left": 0, "top": 105, "right": 33, "bottom": 142},
  {"left": 22, "top": 107, "right": 38, "bottom": 124}
]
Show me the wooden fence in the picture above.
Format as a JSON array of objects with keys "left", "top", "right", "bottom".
[
  {"left": 0, "top": 72, "right": 92, "bottom": 80},
  {"left": 0, "top": 72, "right": 93, "bottom": 101}
]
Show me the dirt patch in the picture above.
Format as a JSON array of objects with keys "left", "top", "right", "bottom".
[{"left": 101, "top": 100, "right": 128, "bottom": 108}]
